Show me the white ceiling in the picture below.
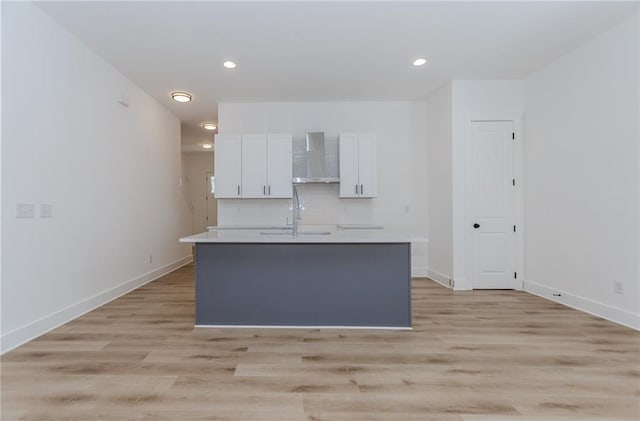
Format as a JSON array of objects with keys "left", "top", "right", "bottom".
[{"left": 36, "top": 1, "right": 638, "bottom": 149}]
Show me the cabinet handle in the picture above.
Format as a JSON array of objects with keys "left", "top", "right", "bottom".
[
  {"left": 355, "top": 184, "right": 358, "bottom": 195},
  {"left": 360, "top": 184, "right": 364, "bottom": 195},
  {"left": 263, "top": 185, "right": 266, "bottom": 195},
  {"left": 237, "top": 185, "right": 240, "bottom": 195},
  {"left": 268, "top": 185, "right": 271, "bottom": 195}
]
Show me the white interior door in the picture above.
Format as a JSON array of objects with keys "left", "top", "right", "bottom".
[
  {"left": 204, "top": 171, "right": 217, "bottom": 228},
  {"left": 470, "top": 121, "right": 516, "bottom": 289}
]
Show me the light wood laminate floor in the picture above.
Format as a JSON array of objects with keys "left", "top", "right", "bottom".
[{"left": 2, "top": 264, "right": 639, "bottom": 420}]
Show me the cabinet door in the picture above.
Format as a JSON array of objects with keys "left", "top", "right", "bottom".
[
  {"left": 339, "top": 133, "right": 359, "bottom": 198},
  {"left": 241, "top": 134, "right": 268, "bottom": 198},
  {"left": 266, "top": 134, "right": 292, "bottom": 198},
  {"left": 357, "top": 133, "right": 377, "bottom": 198},
  {"left": 214, "top": 134, "right": 242, "bottom": 198}
]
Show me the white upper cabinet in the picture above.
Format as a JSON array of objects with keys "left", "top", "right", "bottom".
[
  {"left": 214, "top": 134, "right": 242, "bottom": 198},
  {"left": 338, "top": 133, "right": 359, "bottom": 197},
  {"left": 241, "top": 134, "right": 268, "bottom": 198},
  {"left": 215, "top": 133, "right": 292, "bottom": 199},
  {"left": 339, "top": 133, "right": 377, "bottom": 198},
  {"left": 356, "top": 133, "right": 376, "bottom": 198}
]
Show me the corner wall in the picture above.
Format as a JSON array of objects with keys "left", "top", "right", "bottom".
[
  {"left": 523, "top": 13, "right": 639, "bottom": 329},
  {"left": 1, "top": 3, "right": 193, "bottom": 353},
  {"left": 425, "top": 83, "right": 453, "bottom": 285},
  {"left": 422, "top": 80, "right": 525, "bottom": 289},
  {"left": 451, "top": 80, "right": 525, "bottom": 290}
]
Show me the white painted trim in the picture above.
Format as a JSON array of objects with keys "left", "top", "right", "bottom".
[
  {"left": 452, "top": 280, "right": 467, "bottom": 291},
  {"left": 195, "top": 325, "right": 412, "bottom": 330},
  {"left": 525, "top": 279, "right": 640, "bottom": 331},
  {"left": 513, "top": 115, "right": 525, "bottom": 291},
  {"left": 463, "top": 113, "right": 525, "bottom": 291},
  {"left": 1, "top": 255, "right": 193, "bottom": 354},
  {"left": 412, "top": 266, "right": 428, "bottom": 278},
  {"left": 426, "top": 269, "right": 452, "bottom": 288}
]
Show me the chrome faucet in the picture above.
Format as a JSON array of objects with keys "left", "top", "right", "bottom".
[{"left": 292, "top": 184, "right": 303, "bottom": 237}]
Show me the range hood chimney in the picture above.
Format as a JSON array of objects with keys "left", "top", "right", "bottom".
[{"left": 292, "top": 132, "right": 339, "bottom": 184}]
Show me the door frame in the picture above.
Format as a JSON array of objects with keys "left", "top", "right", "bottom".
[{"left": 464, "top": 113, "right": 524, "bottom": 290}]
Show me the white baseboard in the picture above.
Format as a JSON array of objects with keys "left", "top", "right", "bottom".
[
  {"left": 1, "top": 255, "right": 193, "bottom": 354},
  {"left": 195, "top": 325, "right": 412, "bottom": 330},
  {"left": 411, "top": 266, "right": 428, "bottom": 278},
  {"left": 524, "top": 279, "right": 640, "bottom": 331},
  {"left": 426, "top": 269, "right": 452, "bottom": 288}
]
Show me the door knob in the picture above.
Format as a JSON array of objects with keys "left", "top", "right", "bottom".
[{"left": 473, "top": 223, "right": 480, "bottom": 229}]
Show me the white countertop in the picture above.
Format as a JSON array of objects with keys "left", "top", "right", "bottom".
[
  {"left": 180, "top": 226, "right": 425, "bottom": 244},
  {"left": 206, "top": 225, "right": 292, "bottom": 231}
]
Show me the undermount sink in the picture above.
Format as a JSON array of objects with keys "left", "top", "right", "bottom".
[
  {"left": 297, "top": 231, "right": 331, "bottom": 235},
  {"left": 209, "top": 226, "right": 290, "bottom": 231},
  {"left": 260, "top": 231, "right": 293, "bottom": 236},
  {"left": 260, "top": 230, "right": 331, "bottom": 236}
]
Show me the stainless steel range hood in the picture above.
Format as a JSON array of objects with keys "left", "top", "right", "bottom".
[{"left": 292, "top": 132, "right": 339, "bottom": 184}]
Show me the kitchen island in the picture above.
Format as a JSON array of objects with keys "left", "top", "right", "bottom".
[{"left": 180, "top": 228, "right": 413, "bottom": 329}]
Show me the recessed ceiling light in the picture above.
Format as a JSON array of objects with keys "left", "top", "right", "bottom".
[
  {"left": 201, "top": 143, "right": 213, "bottom": 149},
  {"left": 171, "top": 91, "right": 192, "bottom": 103},
  {"left": 202, "top": 122, "right": 217, "bottom": 131},
  {"left": 223, "top": 61, "right": 237, "bottom": 69},
  {"left": 412, "top": 58, "right": 427, "bottom": 67}
]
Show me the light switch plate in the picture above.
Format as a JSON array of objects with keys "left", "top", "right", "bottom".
[
  {"left": 40, "top": 204, "right": 53, "bottom": 218},
  {"left": 16, "top": 203, "right": 35, "bottom": 218}
]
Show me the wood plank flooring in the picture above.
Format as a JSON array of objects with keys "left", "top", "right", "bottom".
[{"left": 2, "top": 263, "right": 639, "bottom": 420}]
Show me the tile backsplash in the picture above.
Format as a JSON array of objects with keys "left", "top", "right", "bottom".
[{"left": 218, "top": 184, "right": 373, "bottom": 226}]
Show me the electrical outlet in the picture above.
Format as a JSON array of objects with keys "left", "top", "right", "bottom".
[
  {"left": 16, "top": 203, "right": 35, "bottom": 218},
  {"left": 614, "top": 280, "right": 624, "bottom": 295}
]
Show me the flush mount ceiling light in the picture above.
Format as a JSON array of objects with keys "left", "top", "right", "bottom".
[
  {"left": 202, "top": 122, "right": 217, "bottom": 131},
  {"left": 171, "top": 91, "right": 192, "bottom": 103},
  {"left": 201, "top": 143, "right": 213, "bottom": 149},
  {"left": 223, "top": 61, "right": 237, "bottom": 69},
  {"left": 412, "top": 58, "right": 427, "bottom": 67}
]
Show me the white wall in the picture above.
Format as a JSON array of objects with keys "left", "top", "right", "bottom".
[
  {"left": 451, "top": 80, "right": 525, "bottom": 290},
  {"left": 217, "top": 101, "right": 429, "bottom": 275},
  {"left": 1, "top": 2, "right": 192, "bottom": 353},
  {"left": 425, "top": 83, "right": 453, "bottom": 285},
  {"left": 409, "top": 102, "right": 429, "bottom": 277},
  {"left": 182, "top": 152, "right": 215, "bottom": 234},
  {"left": 524, "top": 14, "right": 639, "bottom": 329}
]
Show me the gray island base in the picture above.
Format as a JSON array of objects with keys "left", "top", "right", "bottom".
[{"left": 195, "top": 242, "right": 411, "bottom": 329}]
